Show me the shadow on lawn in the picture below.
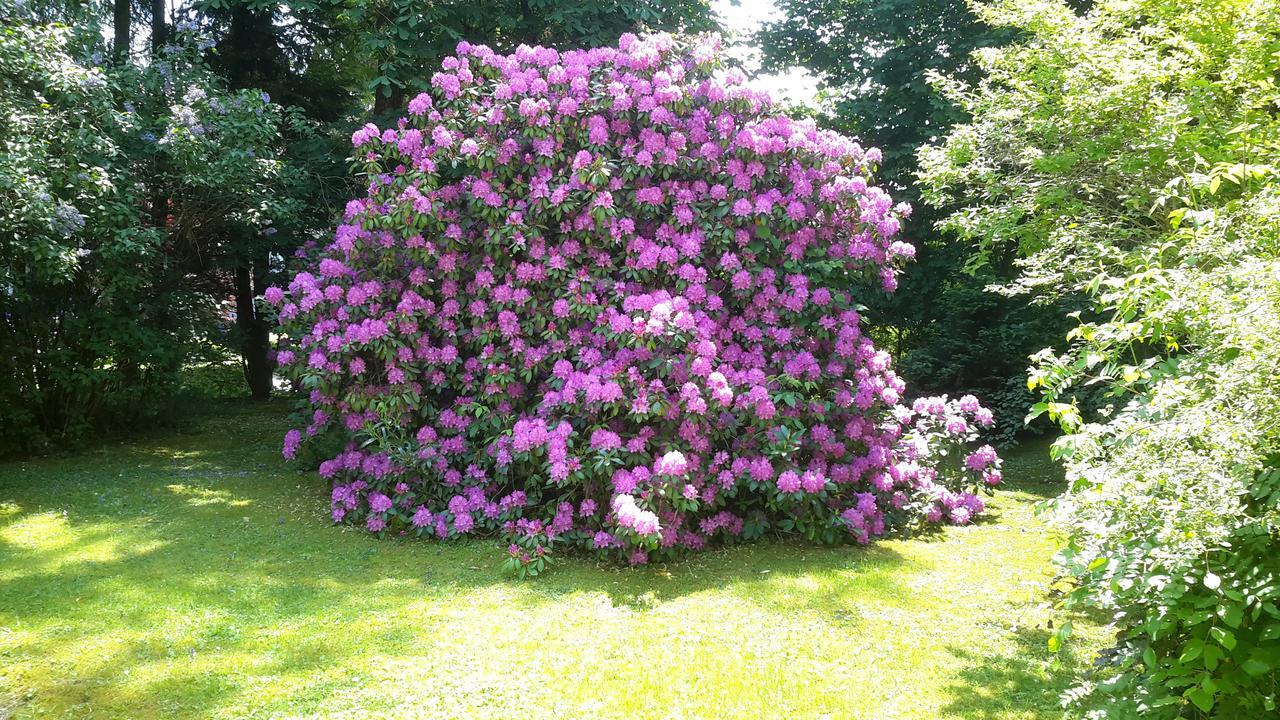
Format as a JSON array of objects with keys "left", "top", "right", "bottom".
[
  {"left": 998, "top": 435, "right": 1068, "bottom": 500},
  {"left": 0, "top": 399, "right": 917, "bottom": 607},
  {"left": 0, "top": 502, "right": 915, "bottom": 717},
  {"left": 940, "top": 622, "right": 1101, "bottom": 720},
  {"left": 0, "top": 403, "right": 1072, "bottom": 718}
]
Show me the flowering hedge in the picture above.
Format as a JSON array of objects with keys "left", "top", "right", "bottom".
[{"left": 269, "top": 33, "right": 1001, "bottom": 574}]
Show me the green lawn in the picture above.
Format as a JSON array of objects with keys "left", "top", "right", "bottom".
[{"left": 0, "top": 403, "right": 1104, "bottom": 719}]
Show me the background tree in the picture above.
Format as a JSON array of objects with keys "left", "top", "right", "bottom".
[
  {"left": 0, "top": 0, "right": 316, "bottom": 448},
  {"left": 0, "top": 15, "right": 192, "bottom": 454},
  {"left": 337, "top": 0, "right": 721, "bottom": 115},
  {"left": 172, "top": 0, "right": 363, "bottom": 398},
  {"left": 758, "top": 0, "right": 1078, "bottom": 443},
  {"left": 758, "top": 0, "right": 1007, "bottom": 194},
  {"left": 112, "top": 0, "right": 129, "bottom": 60}
]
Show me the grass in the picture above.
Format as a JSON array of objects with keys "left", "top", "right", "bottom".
[{"left": 0, "top": 403, "right": 1105, "bottom": 719}]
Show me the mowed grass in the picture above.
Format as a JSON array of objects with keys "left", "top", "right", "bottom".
[{"left": 0, "top": 403, "right": 1105, "bottom": 719}]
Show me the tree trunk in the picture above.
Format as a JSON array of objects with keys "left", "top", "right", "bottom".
[
  {"left": 215, "top": 5, "right": 285, "bottom": 400},
  {"left": 113, "top": 0, "right": 130, "bottom": 62},
  {"left": 215, "top": 3, "right": 287, "bottom": 91},
  {"left": 149, "top": 0, "right": 168, "bottom": 233},
  {"left": 234, "top": 262, "right": 273, "bottom": 400},
  {"left": 373, "top": 85, "right": 405, "bottom": 116},
  {"left": 150, "top": 0, "right": 166, "bottom": 52}
]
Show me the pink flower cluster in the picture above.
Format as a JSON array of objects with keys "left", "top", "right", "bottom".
[{"left": 270, "top": 33, "right": 1000, "bottom": 569}]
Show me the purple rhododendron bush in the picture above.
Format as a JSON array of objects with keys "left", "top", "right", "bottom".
[{"left": 268, "top": 33, "right": 1003, "bottom": 575}]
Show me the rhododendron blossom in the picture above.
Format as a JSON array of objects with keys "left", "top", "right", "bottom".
[{"left": 271, "top": 33, "right": 1001, "bottom": 572}]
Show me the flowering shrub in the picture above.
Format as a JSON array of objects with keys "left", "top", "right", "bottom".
[{"left": 270, "top": 33, "right": 1001, "bottom": 574}]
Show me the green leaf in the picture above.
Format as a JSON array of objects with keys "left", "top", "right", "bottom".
[
  {"left": 1222, "top": 605, "right": 1243, "bottom": 628},
  {"left": 1187, "top": 687, "right": 1215, "bottom": 713},
  {"left": 1209, "top": 626, "right": 1236, "bottom": 650},
  {"left": 1203, "top": 643, "right": 1222, "bottom": 671},
  {"left": 1242, "top": 659, "right": 1272, "bottom": 677},
  {"left": 1180, "top": 638, "right": 1204, "bottom": 663},
  {"left": 1025, "top": 402, "right": 1048, "bottom": 421}
]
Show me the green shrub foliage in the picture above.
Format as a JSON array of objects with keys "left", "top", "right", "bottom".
[
  {"left": 920, "top": 0, "right": 1280, "bottom": 715},
  {"left": 0, "top": 22, "right": 185, "bottom": 452},
  {"left": 0, "top": 16, "right": 297, "bottom": 453}
]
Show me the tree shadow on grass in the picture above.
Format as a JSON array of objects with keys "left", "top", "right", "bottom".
[
  {"left": 0, "top": 402, "right": 1063, "bottom": 718},
  {"left": 0, "top": 510, "right": 916, "bottom": 718},
  {"left": 524, "top": 537, "right": 916, "bottom": 615},
  {"left": 0, "top": 431, "right": 918, "bottom": 718},
  {"left": 942, "top": 623, "right": 1101, "bottom": 720}
]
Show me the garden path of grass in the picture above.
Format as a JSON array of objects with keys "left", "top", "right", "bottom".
[{"left": 0, "top": 402, "right": 1106, "bottom": 719}]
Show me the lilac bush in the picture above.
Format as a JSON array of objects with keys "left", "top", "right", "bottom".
[{"left": 269, "top": 33, "right": 1001, "bottom": 575}]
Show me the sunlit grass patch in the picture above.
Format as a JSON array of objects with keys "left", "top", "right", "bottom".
[
  {"left": 164, "top": 484, "right": 253, "bottom": 509},
  {"left": 0, "top": 402, "right": 1105, "bottom": 720}
]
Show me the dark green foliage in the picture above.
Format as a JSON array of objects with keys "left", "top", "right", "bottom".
[
  {"left": 758, "top": 0, "right": 1068, "bottom": 443},
  {"left": 0, "top": 8, "right": 315, "bottom": 451},
  {"left": 315, "top": 0, "right": 720, "bottom": 114},
  {"left": 889, "top": 262, "right": 1074, "bottom": 444},
  {"left": 759, "top": 0, "right": 1012, "bottom": 194},
  {"left": 0, "top": 22, "right": 205, "bottom": 455}
]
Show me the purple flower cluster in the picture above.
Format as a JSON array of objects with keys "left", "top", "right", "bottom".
[{"left": 270, "top": 33, "right": 1001, "bottom": 568}]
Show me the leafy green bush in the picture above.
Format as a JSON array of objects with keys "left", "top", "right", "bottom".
[
  {"left": 0, "top": 21, "right": 190, "bottom": 454},
  {"left": 919, "top": 0, "right": 1280, "bottom": 715},
  {"left": 0, "top": 13, "right": 301, "bottom": 454},
  {"left": 180, "top": 361, "right": 253, "bottom": 401}
]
